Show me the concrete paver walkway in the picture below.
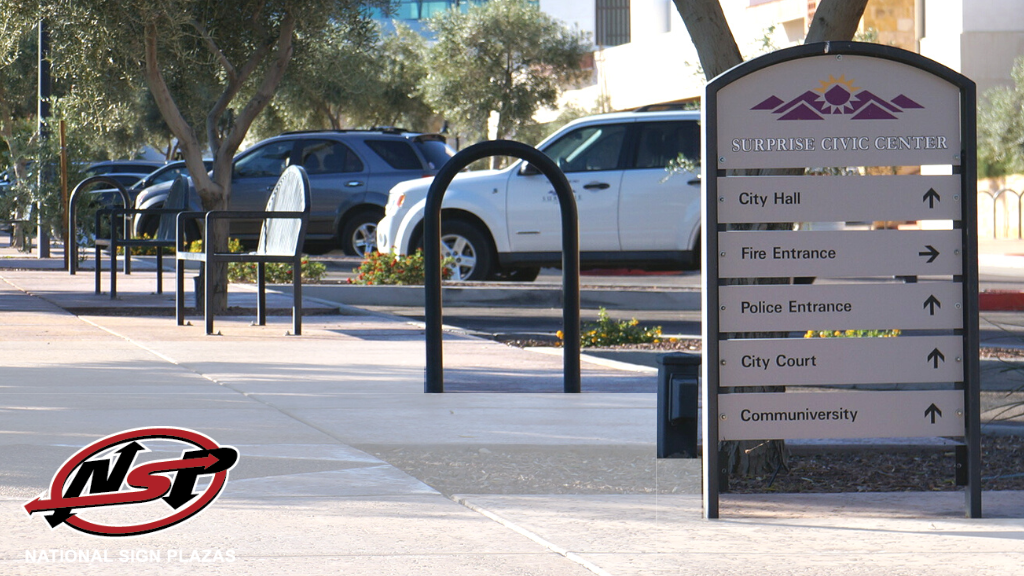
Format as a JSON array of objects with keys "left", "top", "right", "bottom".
[{"left": 0, "top": 249, "right": 1021, "bottom": 575}]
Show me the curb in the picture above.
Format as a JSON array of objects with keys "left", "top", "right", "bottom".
[
  {"left": 293, "top": 283, "right": 702, "bottom": 310},
  {"left": 981, "top": 290, "right": 1024, "bottom": 312}
]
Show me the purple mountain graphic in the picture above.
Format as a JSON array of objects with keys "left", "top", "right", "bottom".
[
  {"left": 779, "top": 102, "right": 824, "bottom": 120},
  {"left": 752, "top": 95, "right": 784, "bottom": 110},
  {"left": 754, "top": 86, "right": 923, "bottom": 121},
  {"left": 851, "top": 102, "right": 899, "bottom": 120},
  {"left": 849, "top": 91, "right": 902, "bottom": 113},
  {"left": 892, "top": 94, "right": 923, "bottom": 109},
  {"left": 773, "top": 91, "right": 826, "bottom": 118}
]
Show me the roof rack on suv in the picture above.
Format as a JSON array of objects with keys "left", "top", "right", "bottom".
[
  {"left": 633, "top": 102, "right": 698, "bottom": 112},
  {"left": 280, "top": 127, "right": 413, "bottom": 136}
]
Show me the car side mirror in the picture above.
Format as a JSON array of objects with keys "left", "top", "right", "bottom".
[{"left": 519, "top": 162, "right": 540, "bottom": 176}]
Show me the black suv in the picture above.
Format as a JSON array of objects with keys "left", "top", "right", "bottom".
[{"left": 133, "top": 129, "right": 454, "bottom": 255}]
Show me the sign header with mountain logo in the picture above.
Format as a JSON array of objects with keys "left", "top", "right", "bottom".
[
  {"left": 714, "top": 55, "right": 961, "bottom": 169},
  {"left": 753, "top": 74, "right": 924, "bottom": 121}
]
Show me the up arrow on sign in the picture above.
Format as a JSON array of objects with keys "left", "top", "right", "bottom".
[{"left": 925, "top": 403, "right": 943, "bottom": 424}]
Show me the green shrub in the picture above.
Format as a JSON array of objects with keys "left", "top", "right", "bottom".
[
  {"left": 348, "top": 249, "right": 453, "bottom": 285},
  {"left": 569, "top": 308, "right": 663, "bottom": 348},
  {"left": 188, "top": 238, "right": 327, "bottom": 284}
]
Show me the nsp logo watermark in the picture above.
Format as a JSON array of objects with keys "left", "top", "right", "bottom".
[{"left": 25, "top": 427, "right": 238, "bottom": 536}]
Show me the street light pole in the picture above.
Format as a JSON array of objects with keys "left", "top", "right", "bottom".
[{"left": 36, "top": 20, "right": 51, "bottom": 258}]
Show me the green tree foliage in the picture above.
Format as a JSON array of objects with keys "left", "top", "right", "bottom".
[
  {"left": 978, "top": 57, "right": 1024, "bottom": 177},
  {"left": 0, "top": 7, "right": 134, "bottom": 245},
  {"left": 271, "top": 21, "right": 433, "bottom": 134},
  {"left": 47, "top": 0, "right": 378, "bottom": 311},
  {"left": 421, "top": 0, "right": 590, "bottom": 144}
]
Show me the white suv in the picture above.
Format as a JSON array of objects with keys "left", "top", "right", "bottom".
[{"left": 375, "top": 109, "right": 702, "bottom": 281}]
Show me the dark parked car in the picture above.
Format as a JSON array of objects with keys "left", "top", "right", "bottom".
[
  {"left": 85, "top": 160, "right": 164, "bottom": 176},
  {"left": 132, "top": 129, "right": 454, "bottom": 255},
  {"left": 94, "top": 160, "right": 214, "bottom": 232}
]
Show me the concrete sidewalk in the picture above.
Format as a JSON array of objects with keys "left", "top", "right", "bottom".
[{"left": 0, "top": 258, "right": 1021, "bottom": 574}]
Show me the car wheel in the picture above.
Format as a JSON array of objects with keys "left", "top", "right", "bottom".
[
  {"left": 490, "top": 266, "right": 540, "bottom": 282},
  {"left": 418, "top": 219, "right": 492, "bottom": 282},
  {"left": 341, "top": 208, "right": 384, "bottom": 257}
]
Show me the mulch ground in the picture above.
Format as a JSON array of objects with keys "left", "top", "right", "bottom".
[
  {"left": 726, "top": 434, "right": 1024, "bottom": 494},
  {"left": 498, "top": 338, "right": 1024, "bottom": 494}
]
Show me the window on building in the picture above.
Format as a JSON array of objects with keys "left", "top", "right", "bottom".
[{"left": 596, "top": 0, "right": 630, "bottom": 47}]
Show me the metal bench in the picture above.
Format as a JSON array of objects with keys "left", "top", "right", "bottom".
[
  {"left": 175, "top": 165, "right": 311, "bottom": 335},
  {"left": 94, "top": 176, "right": 190, "bottom": 298}
]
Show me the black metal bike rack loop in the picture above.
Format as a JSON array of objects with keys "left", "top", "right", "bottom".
[
  {"left": 424, "top": 140, "right": 581, "bottom": 393},
  {"left": 68, "top": 176, "right": 132, "bottom": 275}
]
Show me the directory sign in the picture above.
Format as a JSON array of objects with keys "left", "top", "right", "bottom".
[
  {"left": 701, "top": 42, "right": 980, "bottom": 519},
  {"left": 717, "top": 229, "right": 962, "bottom": 277},
  {"left": 717, "top": 175, "right": 961, "bottom": 223},
  {"left": 718, "top": 390, "right": 966, "bottom": 441},
  {"left": 718, "top": 282, "right": 964, "bottom": 332}
]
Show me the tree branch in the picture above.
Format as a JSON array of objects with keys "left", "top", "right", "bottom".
[
  {"left": 144, "top": 20, "right": 220, "bottom": 206},
  {"left": 805, "top": 0, "right": 871, "bottom": 43},
  {"left": 673, "top": 0, "right": 743, "bottom": 81},
  {"left": 191, "top": 19, "right": 237, "bottom": 83},
  {"left": 219, "top": 12, "right": 296, "bottom": 163},
  {"left": 204, "top": 28, "right": 277, "bottom": 158}
]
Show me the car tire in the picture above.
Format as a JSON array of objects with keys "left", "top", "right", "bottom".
[
  {"left": 416, "top": 219, "right": 493, "bottom": 282},
  {"left": 341, "top": 207, "right": 384, "bottom": 257},
  {"left": 140, "top": 215, "right": 159, "bottom": 239},
  {"left": 441, "top": 220, "right": 493, "bottom": 281},
  {"left": 490, "top": 266, "right": 540, "bottom": 282}
]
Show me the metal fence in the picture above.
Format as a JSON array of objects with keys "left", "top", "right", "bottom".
[{"left": 978, "top": 186, "right": 1023, "bottom": 239}]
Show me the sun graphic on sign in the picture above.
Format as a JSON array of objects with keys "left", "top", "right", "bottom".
[{"left": 814, "top": 74, "right": 860, "bottom": 114}]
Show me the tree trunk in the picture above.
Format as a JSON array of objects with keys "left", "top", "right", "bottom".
[
  {"left": 805, "top": 0, "right": 871, "bottom": 44},
  {"left": 142, "top": 12, "right": 295, "bottom": 315},
  {"left": 673, "top": 0, "right": 744, "bottom": 80},
  {"left": 674, "top": 0, "right": 870, "bottom": 480}
]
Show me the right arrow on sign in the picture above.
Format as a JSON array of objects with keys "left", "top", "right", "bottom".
[
  {"left": 918, "top": 245, "right": 940, "bottom": 263},
  {"left": 925, "top": 403, "right": 943, "bottom": 424},
  {"left": 923, "top": 188, "right": 941, "bottom": 208},
  {"left": 927, "top": 348, "right": 946, "bottom": 368},
  {"left": 924, "top": 295, "right": 941, "bottom": 315}
]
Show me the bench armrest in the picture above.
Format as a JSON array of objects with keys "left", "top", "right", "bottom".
[
  {"left": 176, "top": 211, "right": 207, "bottom": 252},
  {"left": 203, "top": 210, "right": 307, "bottom": 221}
]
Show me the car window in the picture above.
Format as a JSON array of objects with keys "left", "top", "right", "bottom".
[
  {"left": 150, "top": 165, "right": 189, "bottom": 186},
  {"left": 415, "top": 140, "right": 455, "bottom": 170},
  {"left": 108, "top": 174, "right": 143, "bottom": 186},
  {"left": 235, "top": 141, "right": 294, "bottom": 178},
  {"left": 542, "top": 124, "right": 627, "bottom": 173},
  {"left": 365, "top": 140, "right": 422, "bottom": 170},
  {"left": 299, "top": 140, "right": 364, "bottom": 174},
  {"left": 633, "top": 121, "right": 700, "bottom": 169}
]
